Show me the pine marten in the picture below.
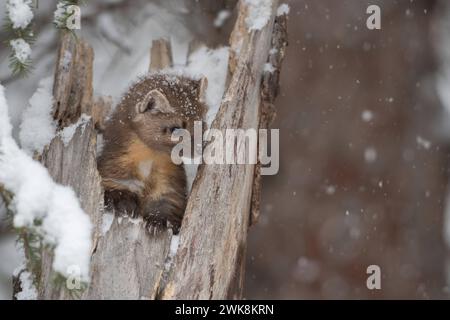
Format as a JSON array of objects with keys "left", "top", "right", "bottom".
[{"left": 98, "top": 74, "right": 207, "bottom": 233}]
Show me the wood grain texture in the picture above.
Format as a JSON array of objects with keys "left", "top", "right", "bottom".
[
  {"left": 85, "top": 38, "right": 174, "bottom": 300},
  {"left": 38, "top": 33, "right": 175, "bottom": 300},
  {"left": 149, "top": 39, "right": 173, "bottom": 72},
  {"left": 38, "top": 32, "right": 101, "bottom": 299},
  {"left": 250, "top": 11, "right": 288, "bottom": 226},
  {"left": 52, "top": 33, "right": 93, "bottom": 129},
  {"left": 86, "top": 218, "right": 172, "bottom": 299},
  {"left": 39, "top": 121, "right": 103, "bottom": 299},
  {"left": 160, "top": 0, "right": 280, "bottom": 300}
]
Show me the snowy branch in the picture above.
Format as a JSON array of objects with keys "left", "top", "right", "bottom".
[
  {"left": 0, "top": 84, "right": 93, "bottom": 283},
  {"left": 4, "top": 0, "right": 35, "bottom": 75}
]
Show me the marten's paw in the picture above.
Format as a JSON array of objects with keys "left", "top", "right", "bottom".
[
  {"left": 105, "top": 189, "right": 139, "bottom": 218},
  {"left": 141, "top": 199, "right": 183, "bottom": 234}
]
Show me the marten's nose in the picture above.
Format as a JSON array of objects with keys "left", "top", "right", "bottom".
[{"left": 169, "top": 126, "right": 181, "bottom": 134}]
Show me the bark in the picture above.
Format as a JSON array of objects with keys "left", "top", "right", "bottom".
[
  {"left": 160, "top": 0, "right": 283, "bottom": 299},
  {"left": 250, "top": 12, "right": 288, "bottom": 226},
  {"left": 37, "top": 32, "right": 103, "bottom": 299},
  {"left": 86, "top": 37, "right": 175, "bottom": 300},
  {"left": 149, "top": 39, "right": 173, "bottom": 72}
]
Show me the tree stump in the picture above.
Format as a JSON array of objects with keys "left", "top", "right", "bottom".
[{"left": 30, "top": 0, "right": 287, "bottom": 300}]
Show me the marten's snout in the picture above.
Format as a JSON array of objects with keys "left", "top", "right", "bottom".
[{"left": 164, "top": 120, "right": 187, "bottom": 135}]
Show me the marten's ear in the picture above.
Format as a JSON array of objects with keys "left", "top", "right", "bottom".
[
  {"left": 198, "top": 77, "right": 208, "bottom": 104},
  {"left": 136, "top": 89, "right": 175, "bottom": 114}
]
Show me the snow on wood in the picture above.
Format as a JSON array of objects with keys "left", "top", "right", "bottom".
[
  {"left": 52, "top": 33, "right": 94, "bottom": 129},
  {"left": 15, "top": 0, "right": 287, "bottom": 300},
  {"left": 14, "top": 270, "right": 37, "bottom": 300},
  {"left": 0, "top": 84, "right": 93, "bottom": 283},
  {"left": 34, "top": 33, "right": 103, "bottom": 299},
  {"left": 244, "top": 0, "right": 273, "bottom": 31},
  {"left": 59, "top": 114, "right": 91, "bottom": 146},
  {"left": 19, "top": 77, "right": 56, "bottom": 154},
  {"left": 276, "top": 3, "right": 290, "bottom": 16},
  {"left": 160, "top": 0, "right": 282, "bottom": 300}
]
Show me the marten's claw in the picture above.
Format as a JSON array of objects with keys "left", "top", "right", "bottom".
[
  {"left": 142, "top": 199, "right": 182, "bottom": 234},
  {"left": 104, "top": 189, "right": 139, "bottom": 218}
]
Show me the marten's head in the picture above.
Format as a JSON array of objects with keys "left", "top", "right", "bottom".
[{"left": 115, "top": 74, "right": 208, "bottom": 154}]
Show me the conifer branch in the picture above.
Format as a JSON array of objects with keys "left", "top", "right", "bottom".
[{"left": 3, "top": 0, "right": 36, "bottom": 77}]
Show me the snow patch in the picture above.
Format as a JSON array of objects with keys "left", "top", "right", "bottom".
[
  {"left": 184, "top": 162, "right": 199, "bottom": 193},
  {"left": 96, "top": 133, "right": 104, "bottom": 157},
  {"left": 101, "top": 212, "right": 114, "bottom": 235},
  {"left": 7, "top": 0, "right": 33, "bottom": 29},
  {"left": 169, "top": 234, "right": 180, "bottom": 258},
  {"left": 59, "top": 114, "right": 91, "bottom": 146},
  {"left": 53, "top": 2, "right": 66, "bottom": 28},
  {"left": 0, "top": 84, "right": 92, "bottom": 282},
  {"left": 14, "top": 270, "right": 37, "bottom": 300},
  {"left": 244, "top": 0, "right": 272, "bottom": 31},
  {"left": 263, "top": 62, "right": 275, "bottom": 73},
  {"left": 164, "top": 234, "right": 180, "bottom": 271},
  {"left": 10, "top": 38, "right": 31, "bottom": 64},
  {"left": 277, "top": 3, "right": 290, "bottom": 16},
  {"left": 0, "top": 86, "right": 13, "bottom": 137},
  {"left": 19, "top": 77, "right": 56, "bottom": 154}
]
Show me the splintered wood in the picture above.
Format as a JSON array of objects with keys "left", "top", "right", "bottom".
[{"left": 160, "top": 0, "right": 285, "bottom": 299}]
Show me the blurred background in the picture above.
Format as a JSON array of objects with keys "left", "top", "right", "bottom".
[
  {"left": 1, "top": 0, "right": 450, "bottom": 299},
  {"left": 246, "top": 0, "right": 450, "bottom": 299}
]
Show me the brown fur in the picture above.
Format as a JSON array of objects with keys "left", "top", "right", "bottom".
[{"left": 98, "top": 74, "right": 207, "bottom": 233}]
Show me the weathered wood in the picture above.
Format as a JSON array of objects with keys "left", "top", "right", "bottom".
[
  {"left": 85, "top": 39, "right": 174, "bottom": 300},
  {"left": 250, "top": 10, "right": 288, "bottom": 226},
  {"left": 37, "top": 32, "right": 101, "bottom": 299},
  {"left": 52, "top": 33, "right": 94, "bottom": 129},
  {"left": 149, "top": 39, "right": 173, "bottom": 72},
  {"left": 40, "top": 121, "right": 103, "bottom": 299},
  {"left": 86, "top": 219, "right": 172, "bottom": 299},
  {"left": 37, "top": 34, "right": 175, "bottom": 300},
  {"left": 160, "top": 0, "right": 280, "bottom": 300},
  {"left": 34, "top": 1, "right": 286, "bottom": 300}
]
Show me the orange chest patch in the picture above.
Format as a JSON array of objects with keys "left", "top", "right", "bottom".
[{"left": 120, "top": 138, "right": 177, "bottom": 198}]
